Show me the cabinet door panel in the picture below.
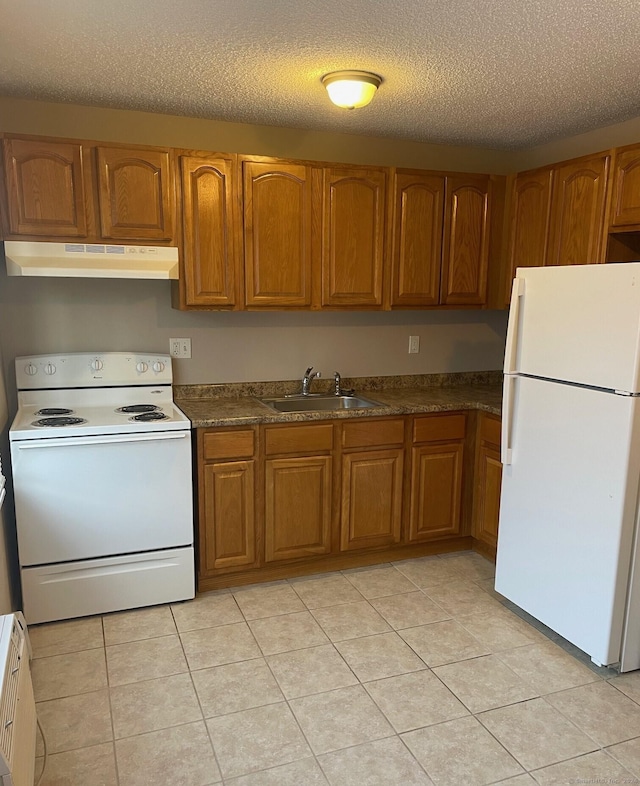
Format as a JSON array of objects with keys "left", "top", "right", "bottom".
[
  {"left": 441, "top": 175, "right": 490, "bottom": 304},
  {"left": 409, "top": 443, "right": 463, "bottom": 541},
  {"left": 474, "top": 444, "right": 502, "bottom": 549},
  {"left": 322, "top": 168, "right": 386, "bottom": 307},
  {"left": 201, "top": 460, "right": 256, "bottom": 572},
  {"left": 244, "top": 161, "right": 312, "bottom": 307},
  {"left": 97, "top": 147, "right": 174, "bottom": 241},
  {"left": 3, "top": 138, "right": 88, "bottom": 237},
  {"left": 506, "top": 169, "right": 553, "bottom": 284},
  {"left": 265, "top": 456, "right": 332, "bottom": 561},
  {"left": 341, "top": 449, "right": 403, "bottom": 550},
  {"left": 391, "top": 172, "right": 444, "bottom": 306},
  {"left": 610, "top": 146, "right": 640, "bottom": 227},
  {"left": 547, "top": 155, "right": 609, "bottom": 266},
  {"left": 181, "top": 155, "right": 238, "bottom": 306}
]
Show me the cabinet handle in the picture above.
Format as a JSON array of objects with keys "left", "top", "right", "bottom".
[{"left": 4, "top": 719, "right": 12, "bottom": 729}]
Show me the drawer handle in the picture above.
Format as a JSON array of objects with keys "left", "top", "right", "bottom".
[
  {"left": 4, "top": 720, "right": 12, "bottom": 729},
  {"left": 11, "top": 666, "right": 18, "bottom": 676}
]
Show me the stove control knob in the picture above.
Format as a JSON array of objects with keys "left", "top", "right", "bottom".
[
  {"left": 24, "top": 363, "right": 38, "bottom": 376},
  {"left": 152, "top": 361, "right": 165, "bottom": 373},
  {"left": 44, "top": 363, "right": 56, "bottom": 375},
  {"left": 136, "top": 362, "right": 149, "bottom": 374},
  {"left": 90, "top": 359, "right": 104, "bottom": 372}
]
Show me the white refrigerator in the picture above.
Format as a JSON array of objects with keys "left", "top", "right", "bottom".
[{"left": 495, "top": 262, "right": 640, "bottom": 672}]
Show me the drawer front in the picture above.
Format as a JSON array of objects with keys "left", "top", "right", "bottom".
[
  {"left": 202, "top": 429, "right": 255, "bottom": 460},
  {"left": 265, "top": 423, "right": 334, "bottom": 455},
  {"left": 342, "top": 418, "right": 405, "bottom": 449},
  {"left": 480, "top": 414, "right": 501, "bottom": 446},
  {"left": 413, "top": 413, "right": 466, "bottom": 444}
]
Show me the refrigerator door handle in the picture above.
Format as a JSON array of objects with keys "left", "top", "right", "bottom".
[
  {"left": 502, "top": 374, "right": 517, "bottom": 465},
  {"left": 504, "top": 276, "right": 525, "bottom": 374}
]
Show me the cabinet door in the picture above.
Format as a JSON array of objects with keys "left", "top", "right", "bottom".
[
  {"left": 181, "top": 155, "right": 240, "bottom": 307},
  {"left": 547, "top": 154, "right": 610, "bottom": 266},
  {"left": 408, "top": 442, "right": 464, "bottom": 542},
  {"left": 474, "top": 443, "right": 502, "bottom": 550},
  {"left": 321, "top": 167, "right": 387, "bottom": 307},
  {"left": 391, "top": 172, "right": 444, "bottom": 307},
  {"left": 2, "top": 137, "right": 88, "bottom": 237},
  {"left": 441, "top": 175, "right": 490, "bottom": 305},
  {"left": 265, "top": 456, "right": 332, "bottom": 561},
  {"left": 473, "top": 414, "right": 502, "bottom": 552},
  {"left": 96, "top": 146, "right": 174, "bottom": 241},
  {"left": 340, "top": 449, "right": 403, "bottom": 550},
  {"left": 610, "top": 145, "right": 640, "bottom": 228},
  {"left": 200, "top": 460, "right": 256, "bottom": 573},
  {"left": 243, "top": 160, "right": 312, "bottom": 307},
  {"left": 506, "top": 168, "right": 553, "bottom": 284}
]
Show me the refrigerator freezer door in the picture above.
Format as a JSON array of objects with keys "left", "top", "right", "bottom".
[
  {"left": 495, "top": 374, "right": 640, "bottom": 667},
  {"left": 507, "top": 263, "right": 640, "bottom": 393}
]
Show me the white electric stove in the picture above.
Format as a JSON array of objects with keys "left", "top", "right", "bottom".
[{"left": 10, "top": 352, "right": 195, "bottom": 624}]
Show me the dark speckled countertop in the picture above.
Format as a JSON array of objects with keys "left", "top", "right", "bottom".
[{"left": 175, "top": 372, "right": 503, "bottom": 428}]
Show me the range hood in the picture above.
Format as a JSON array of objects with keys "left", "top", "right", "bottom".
[{"left": 3, "top": 241, "right": 179, "bottom": 279}]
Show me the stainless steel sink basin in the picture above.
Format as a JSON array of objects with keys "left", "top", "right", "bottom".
[{"left": 259, "top": 394, "right": 383, "bottom": 413}]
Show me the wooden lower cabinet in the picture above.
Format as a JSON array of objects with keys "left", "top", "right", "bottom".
[
  {"left": 339, "top": 418, "right": 405, "bottom": 551},
  {"left": 340, "top": 448, "right": 404, "bottom": 550},
  {"left": 201, "top": 460, "right": 256, "bottom": 571},
  {"left": 408, "top": 413, "right": 466, "bottom": 541},
  {"left": 473, "top": 413, "right": 502, "bottom": 555},
  {"left": 263, "top": 423, "right": 334, "bottom": 562},
  {"left": 196, "top": 411, "right": 501, "bottom": 589},
  {"left": 197, "top": 428, "right": 258, "bottom": 580}
]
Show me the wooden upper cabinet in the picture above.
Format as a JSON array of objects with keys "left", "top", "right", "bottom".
[
  {"left": 96, "top": 146, "right": 174, "bottom": 241},
  {"left": 391, "top": 171, "right": 444, "bottom": 307},
  {"left": 507, "top": 168, "right": 553, "bottom": 275},
  {"left": 441, "top": 175, "right": 490, "bottom": 305},
  {"left": 321, "top": 167, "right": 387, "bottom": 307},
  {"left": 610, "top": 145, "right": 640, "bottom": 228},
  {"left": 243, "top": 160, "right": 312, "bottom": 307},
  {"left": 180, "top": 155, "right": 239, "bottom": 307},
  {"left": 547, "top": 153, "right": 610, "bottom": 266},
  {"left": 2, "top": 137, "right": 89, "bottom": 237}
]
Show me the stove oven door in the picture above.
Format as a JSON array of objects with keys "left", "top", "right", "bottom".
[{"left": 11, "top": 430, "right": 193, "bottom": 566}]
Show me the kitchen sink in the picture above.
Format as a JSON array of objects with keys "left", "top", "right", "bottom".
[{"left": 259, "top": 393, "right": 383, "bottom": 413}]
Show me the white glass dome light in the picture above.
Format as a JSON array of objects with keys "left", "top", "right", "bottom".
[{"left": 321, "top": 70, "right": 382, "bottom": 109}]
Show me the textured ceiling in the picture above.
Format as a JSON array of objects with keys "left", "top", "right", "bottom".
[{"left": 1, "top": 0, "right": 640, "bottom": 150}]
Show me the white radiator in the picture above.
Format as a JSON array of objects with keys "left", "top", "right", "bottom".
[{"left": 0, "top": 615, "right": 35, "bottom": 786}]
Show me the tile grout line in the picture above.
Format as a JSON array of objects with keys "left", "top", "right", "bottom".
[{"left": 170, "top": 601, "right": 226, "bottom": 785}]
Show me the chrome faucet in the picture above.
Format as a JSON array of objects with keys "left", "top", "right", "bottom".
[
  {"left": 334, "top": 371, "right": 354, "bottom": 397},
  {"left": 301, "top": 366, "right": 321, "bottom": 395}
]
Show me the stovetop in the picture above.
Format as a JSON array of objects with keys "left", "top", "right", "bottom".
[{"left": 10, "top": 353, "right": 191, "bottom": 440}]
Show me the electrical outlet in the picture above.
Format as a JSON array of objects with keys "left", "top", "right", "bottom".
[
  {"left": 408, "top": 335, "right": 420, "bottom": 354},
  {"left": 170, "top": 338, "right": 192, "bottom": 358}
]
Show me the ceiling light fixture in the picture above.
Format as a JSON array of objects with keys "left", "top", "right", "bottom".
[{"left": 321, "top": 70, "right": 382, "bottom": 109}]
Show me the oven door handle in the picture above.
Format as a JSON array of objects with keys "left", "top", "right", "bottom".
[{"left": 15, "top": 432, "right": 189, "bottom": 449}]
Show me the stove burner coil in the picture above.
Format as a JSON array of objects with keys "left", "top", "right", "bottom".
[
  {"left": 35, "top": 407, "right": 74, "bottom": 416},
  {"left": 32, "top": 416, "right": 88, "bottom": 428},
  {"left": 130, "top": 412, "right": 169, "bottom": 422},
  {"left": 117, "top": 404, "right": 161, "bottom": 414}
]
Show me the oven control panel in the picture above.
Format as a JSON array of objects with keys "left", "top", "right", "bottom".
[{"left": 15, "top": 353, "right": 174, "bottom": 389}]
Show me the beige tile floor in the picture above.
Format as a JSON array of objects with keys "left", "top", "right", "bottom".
[{"left": 28, "top": 551, "right": 640, "bottom": 786}]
